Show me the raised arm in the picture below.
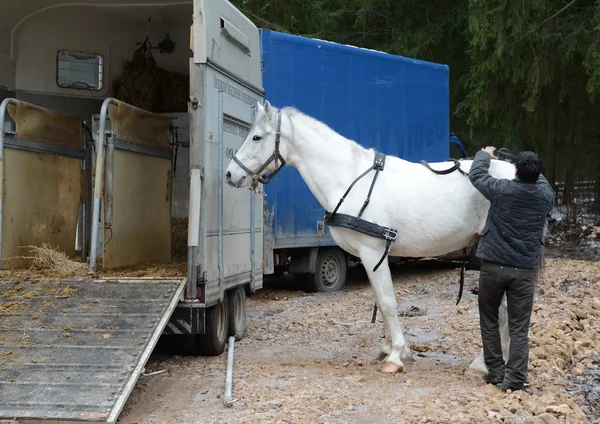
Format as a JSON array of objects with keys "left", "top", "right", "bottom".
[
  {"left": 468, "top": 149, "right": 509, "bottom": 202},
  {"left": 536, "top": 173, "right": 556, "bottom": 214}
]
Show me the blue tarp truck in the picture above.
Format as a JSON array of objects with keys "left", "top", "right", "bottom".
[{"left": 259, "top": 29, "right": 471, "bottom": 292}]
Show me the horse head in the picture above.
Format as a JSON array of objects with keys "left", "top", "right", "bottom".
[{"left": 225, "top": 100, "right": 286, "bottom": 188}]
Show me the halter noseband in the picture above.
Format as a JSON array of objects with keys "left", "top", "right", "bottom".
[{"left": 233, "top": 111, "right": 286, "bottom": 185}]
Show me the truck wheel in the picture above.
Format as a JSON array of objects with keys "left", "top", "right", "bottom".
[
  {"left": 184, "top": 299, "right": 229, "bottom": 356},
  {"left": 304, "top": 247, "right": 347, "bottom": 293},
  {"left": 227, "top": 286, "right": 246, "bottom": 341}
]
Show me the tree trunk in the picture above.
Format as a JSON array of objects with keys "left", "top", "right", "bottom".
[{"left": 564, "top": 102, "right": 576, "bottom": 222}]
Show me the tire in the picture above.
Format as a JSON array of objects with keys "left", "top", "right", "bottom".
[
  {"left": 183, "top": 299, "right": 229, "bottom": 356},
  {"left": 304, "top": 247, "right": 347, "bottom": 292},
  {"left": 227, "top": 286, "right": 247, "bottom": 341}
]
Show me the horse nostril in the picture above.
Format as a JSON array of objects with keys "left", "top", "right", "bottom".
[{"left": 226, "top": 171, "right": 231, "bottom": 181}]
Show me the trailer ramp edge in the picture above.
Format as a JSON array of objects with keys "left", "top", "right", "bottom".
[{"left": 0, "top": 276, "right": 187, "bottom": 424}]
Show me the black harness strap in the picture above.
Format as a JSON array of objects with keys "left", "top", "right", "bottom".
[
  {"left": 330, "top": 152, "right": 386, "bottom": 217},
  {"left": 457, "top": 247, "right": 467, "bottom": 305},
  {"left": 371, "top": 303, "right": 378, "bottom": 324},
  {"left": 323, "top": 214, "right": 397, "bottom": 273},
  {"left": 325, "top": 151, "right": 397, "bottom": 273},
  {"left": 419, "top": 159, "right": 468, "bottom": 176}
]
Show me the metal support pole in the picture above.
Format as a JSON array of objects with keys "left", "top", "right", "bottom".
[
  {"left": 105, "top": 134, "right": 115, "bottom": 227},
  {"left": 223, "top": 336, "right": 238, "bottom": 406},
  {"left": 82, "top": 120, "right": 93, "bottom": 262},
  {"left": 249, "top": 106, "right": 256, "bottom": 285},
  {"left": 187, "top": 168, "right": 202, "bottom": 299},
  {"left": 0, "top": 98, "right": 16, "bottom": 270},
  {"left": 90, "top": 98, "right": 116, "bottom": 271},
  {"left": 217, "top": 91, "right": 224, "bottom": 295},
  {"left": 80, "top": 139, "right": 88, "bottom": 262}
]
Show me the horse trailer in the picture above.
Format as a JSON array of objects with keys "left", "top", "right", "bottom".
[{"left": 0, "top": 0, "right": 263, "bottom": 422}]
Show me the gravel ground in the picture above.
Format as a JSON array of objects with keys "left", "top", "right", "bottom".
[{"left": 115, "top": 255, "right": 600, "bottom": 424}]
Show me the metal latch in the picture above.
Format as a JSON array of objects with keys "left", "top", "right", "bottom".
[
  {"left": 190, "top": 95, "right": 200, "bottom": 110},
  {"left": 317, "top": 220, "right": 324, "bottom": 235}
]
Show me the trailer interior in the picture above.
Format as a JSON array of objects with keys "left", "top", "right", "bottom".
[{"left": 0, "top": 1, "right": 262, "bottom": 422}]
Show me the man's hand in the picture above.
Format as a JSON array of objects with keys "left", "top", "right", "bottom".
[{"left": 481, "top": 146, "right": 497, "bottom": 159}]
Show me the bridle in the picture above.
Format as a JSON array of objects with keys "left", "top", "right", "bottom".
[{"left": 233, "top": 111, "right": 286, "bottom": 185}]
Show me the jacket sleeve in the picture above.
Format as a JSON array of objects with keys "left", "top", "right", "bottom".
[
  {"left": 468, "top": 151, "right": 508, "bottom": 202},
  {"left": 536, "top": 174, "right": 556, "bottom": 215}
]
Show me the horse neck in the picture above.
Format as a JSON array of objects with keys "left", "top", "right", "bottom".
[{"left": 281, "top": 110, "right": 372, "bottom": 212}]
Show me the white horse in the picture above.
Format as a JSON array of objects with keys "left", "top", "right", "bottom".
[{"left": 225, "top": 101, "right": 516, "bottom": 374}]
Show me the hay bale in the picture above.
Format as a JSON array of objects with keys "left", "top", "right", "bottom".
[
  {"left": 114, "top": 37, "right": 161, "bottom": 111},
  {"left": 171, "top": 217, "right": 188, "bottom": 261},
  {"left": 27, "top": 244, "right": 88, "bottom": 274},
  {"left": 113, "top": 36, "right": 189, "bottom": 114}
]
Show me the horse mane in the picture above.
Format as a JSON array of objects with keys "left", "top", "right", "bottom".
[{"left": 281, "top": 106, "right": 374, "bottom": 162}]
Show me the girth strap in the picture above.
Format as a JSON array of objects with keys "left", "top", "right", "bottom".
[{"left": 324, "top": 212, "right": 397, "bottom": 272}]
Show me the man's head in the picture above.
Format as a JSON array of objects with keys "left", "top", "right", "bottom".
[{"left": 515, "top": 151, "right": 542, "bottom": 183}]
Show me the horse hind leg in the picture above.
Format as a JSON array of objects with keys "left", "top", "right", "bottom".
[
  {"left": 360, "top": 249, "right": 412, "bottom": 373},
  {"left": 468, "top": 293, "right": 510, "bottom": 374}
]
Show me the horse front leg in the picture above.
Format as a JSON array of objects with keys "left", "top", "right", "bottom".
[
  {"left": 361, "top": 249, "right": 412, "bottom": 373},
  {"left": 376, "top": 310, "right": 392, "bottom": 361}
]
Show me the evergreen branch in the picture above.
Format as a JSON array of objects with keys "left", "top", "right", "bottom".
[
  {"left": 517, "top": 0, "right": 576, "bottom": 43},
  {"left": 237, "top": 7, "right": 289, "bottom": 32}
]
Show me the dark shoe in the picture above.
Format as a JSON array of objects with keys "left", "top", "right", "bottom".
[
  {"left": 484, "top": 374, "right": 504, "bottom": 385},
  {"left": 500, "top": 383, "right": 532, "bottom": 395}
]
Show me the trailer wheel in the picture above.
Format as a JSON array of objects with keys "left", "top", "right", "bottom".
[
  {"left": 184, "top": 299, "right": 229, "bottom": 356},
  {"left": 303, "top": 247, "right": 347, "bottom": 292},
  {"left": 227, "top": 286, "right": 246, "bottom": 341}
]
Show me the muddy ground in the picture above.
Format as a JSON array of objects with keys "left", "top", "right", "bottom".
[{"left": 115, "top": 252, "right": 599, "bottom": 424}]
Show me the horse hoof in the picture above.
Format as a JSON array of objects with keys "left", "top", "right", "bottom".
[
  {"left": 381, "top": 362, "right": 402, "bottom": 374},
  {"left": 376, "top": 352, "right": 387, "bottom": 361}
]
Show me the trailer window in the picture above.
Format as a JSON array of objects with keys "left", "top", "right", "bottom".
[{"left": 56, "top": 50, "right": 103, "bottom": 91}]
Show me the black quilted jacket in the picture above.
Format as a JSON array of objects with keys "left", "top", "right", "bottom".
[{"left": 469, "top": 151, "right": 555, "bottom": 270}]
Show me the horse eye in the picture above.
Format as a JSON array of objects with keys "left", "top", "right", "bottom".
[{"left": 252, "top": 135, "right": 262, "bottom": 141}]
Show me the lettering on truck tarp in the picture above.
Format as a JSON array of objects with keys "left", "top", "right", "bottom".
[{"left": 214, "top": 75, "right": 259, "bottom": 106}]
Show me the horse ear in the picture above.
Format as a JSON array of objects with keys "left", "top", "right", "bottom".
[
  {"left": 256, "top": 101, "right": 264, "bottom": 113},
  {"left": 263, "top": 100, "right": 271, "bottom": 113}
]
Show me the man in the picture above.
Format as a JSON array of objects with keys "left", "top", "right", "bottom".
[{"left": 469, "top": 146, "right": 555, "bottom": 393}]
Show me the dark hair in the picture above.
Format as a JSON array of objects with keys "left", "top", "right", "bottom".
[{"left": 516, "top": 151, "right": 542, "bottom": 183}]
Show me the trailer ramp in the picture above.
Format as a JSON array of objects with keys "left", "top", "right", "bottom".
[{"left": 0, "top": 276, "right": 186, "bottom": 423}]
